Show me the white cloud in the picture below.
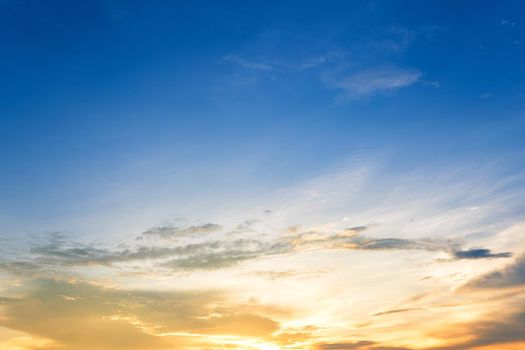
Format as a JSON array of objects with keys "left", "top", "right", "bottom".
[
  {"left": 223, "top": 50, "right": 346, "bottom": 72},
  {"left": 223, "top": 55, "right": 276, "bottom": 71},
  {"left": 331, "top": 66, "right": 421, "bottom": 101},
  {"left": 500, "top": 18, "right": 516, "bottom": 27}
]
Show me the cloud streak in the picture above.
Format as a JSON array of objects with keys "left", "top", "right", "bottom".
[
  {"left": 331, "top": 66, "right": 421, "bottom": 101},
  {"left": 224, "top": 50, "right": 346, "bottom": 72},
  {"left": 141, "top": 223, "right": 222, "bottom": 239},
  {"left": 0, "top": 224, "right": 511, "bottom": 276}
]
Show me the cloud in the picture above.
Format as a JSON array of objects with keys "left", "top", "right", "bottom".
[
  {"left": 160, "top": 239, "right": 291, "bottom": 270},
  {"left": 500, "top": 18, "right": 516, "bottom": 27},
  {"left": 251, "top": 268, "right": 327, "bottom": 280},
  {"left": 425, "top": 255, "right": 525, "bottom": 349},
  {"left": 372, "top": 308, "right": 421, "bottom": 317},
  {"left": 360, "top": 26, "right": 416, "bottom": 54},
  {"left": 0, "top": 280, "right": 176, "bottom": 349},
  {"left": 141, "top": 223, "right": 222, "bottom": 239},
  {"left": 316, "top": 341, "right": 376, "bottom": 350},
  {"left": 465, "top": 254, "right": 525, "bottom": 289},
  {"left": 315, "top": 341, "right": 411, "bottom": 350},
  {"left": 288, "top": 50, "right": 346, "bottom": 70},
  {"left": 252, "top": 270, "right": 299, "bottom": 280},
  {"left": 2, "top": 225, "right": 510, "bottom": 276},
  {"left": 223, "top": 55, "right": 277, "bottom": 71},
  {"left": 453, "top": 248, "right": 512, "bottom": 260},
  {"left": 24, "top": 235, "right": 292, "bottom": 271},
  {"left": 0, "top": 260, "right": 43, "bottom": 276},
  {"left": 224, "top": 50, "right": 345, "bottom": 73},
  {"left": 331, "top": 66, "right": 421, "bottom": 101},
  {"left": 0, "top": 279, "right": 281, "bottom": 349},
  {"left": 285, "top": 228, "right": 510, "bottom": 262},
  {"left": 224, "top": 40, "right": 426, "bottom": 102},
  {"left": 0, "top": 296, "right": 20, "bottom": 305},
  {"left": 283, "top": 226, "right": 461, "bottom": 254},
  {"left": 425, "top": 309, "right": 525, "bottom": 350},
  {"left": 222, "top": 26, "right": 445, "bottom": 102}
]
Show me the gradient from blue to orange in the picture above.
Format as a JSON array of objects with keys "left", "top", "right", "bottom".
[{"left": 1, "top": 1, "right": 525, "bottom": 350}]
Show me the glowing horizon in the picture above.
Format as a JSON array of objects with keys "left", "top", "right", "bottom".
[{"left": 1, "top": 1, "right": 525, "bottom": 349}]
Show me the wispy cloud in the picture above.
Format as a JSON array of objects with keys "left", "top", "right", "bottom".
[
  {"left": 372, "top": 307, "right": 422, "bottom": 317},
  {"left": 223, "top": 49, "right": 346, "bottom": 72},
  {"left": 223, "top": 55, "right": 277, "bottom": 71},
  {"left": 222, "top": 24, "right": 445, "bottom": 103},
  {"left": 357, "top": 25, "right": 416, "bottom": 54},
  {"left": 141, "top": 223, "right": 222, "bottom": 239},
  {"left": 500, "top": 18, "right": 516, "bottom": 28},
  {"left": 330, "top": 66, "right": 422, "bottom": 101},
  {"left": 1, "top": 224, "right": 511, "bottom": 276}
]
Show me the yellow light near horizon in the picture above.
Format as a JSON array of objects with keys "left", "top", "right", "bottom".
[{"left": 0, "top": 336, "right": 54, "bottom": 350}]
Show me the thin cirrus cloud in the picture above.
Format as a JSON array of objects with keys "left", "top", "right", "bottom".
[
  {"left": 225, "top": 52, "right": 423, "bottom": 102},
  {"left": 223, "top": 50, "right": 346, "bottom": 72},
  {"left": 222, "top": 25, "right": 441, "bottom": 102},
  {"left": 331, "top": 66, "right": 422, "bottom": 101},
  {"left": 223, "top": 54, "right": 277, "bottom": 72}
]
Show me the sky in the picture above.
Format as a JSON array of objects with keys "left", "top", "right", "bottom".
[{"left": 1, "top": 1, "right": 525, "bottom": 349}]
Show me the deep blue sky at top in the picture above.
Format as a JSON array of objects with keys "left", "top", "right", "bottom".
[{"left": 1, "top": 0, "right": 524, "bottom": 232}]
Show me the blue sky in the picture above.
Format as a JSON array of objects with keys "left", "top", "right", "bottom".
[
  {"left": 2, "top": 2, "right": 525, "bottom": 350},
  {"left": 2, "top": 0, "right": 524, "bottom": 236}
]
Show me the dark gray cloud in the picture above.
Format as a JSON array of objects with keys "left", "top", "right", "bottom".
[
  {"left": 453, "top": 248, "right": 512, "bottom": 260},
  {"left": 465, "top": 254, "right": 525, "bottom": 289},
  {"left": 141, "top": 223, "right": 222, "bottom": 239}
]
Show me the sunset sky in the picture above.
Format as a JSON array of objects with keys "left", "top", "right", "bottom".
[{"left": 1, "top": 1, "right": 525, "bottom": 349}]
